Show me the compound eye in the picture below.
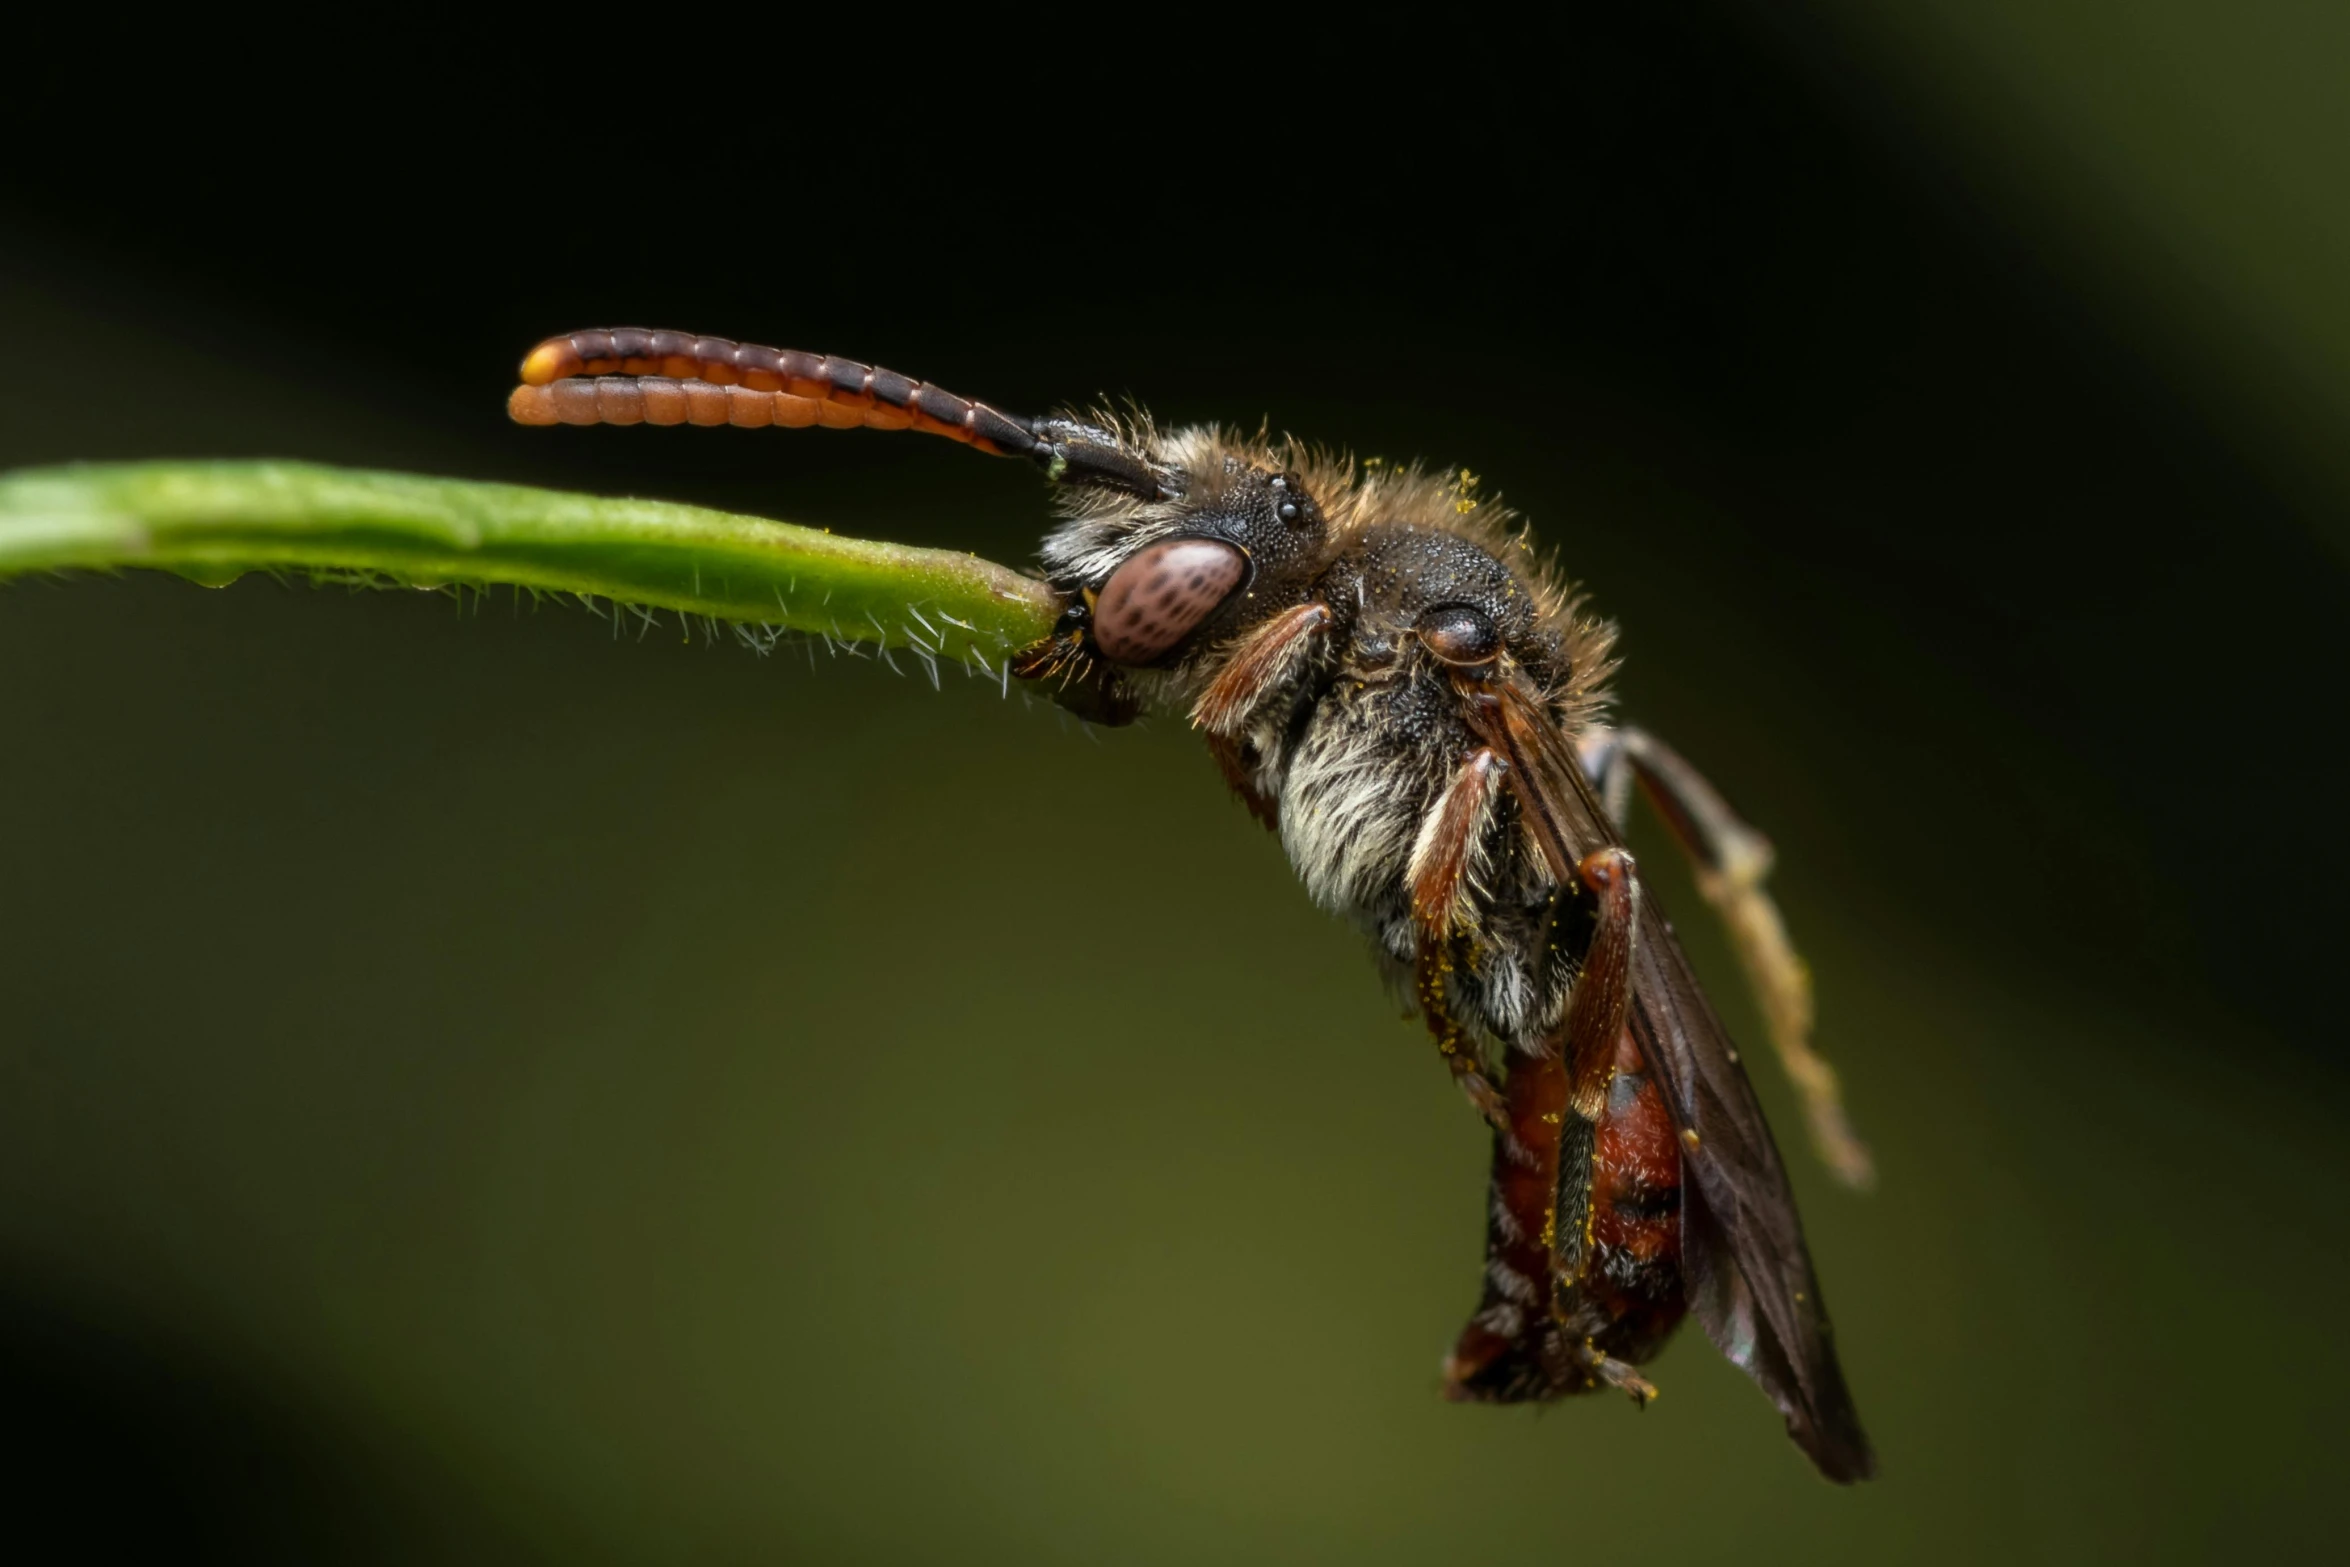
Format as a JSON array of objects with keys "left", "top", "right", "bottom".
[
  {"left": 1093, "top": 537, "right": 1248, "bottom": 666},
  {"left": 1416, "top": 603, "right": 1502, "bottom": 668}
]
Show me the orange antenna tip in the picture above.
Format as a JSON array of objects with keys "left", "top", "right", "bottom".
[{"left": 519, "top": 339, "right": 580, "bottom": 386}]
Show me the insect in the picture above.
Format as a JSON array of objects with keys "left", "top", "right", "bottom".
[{"left": 509, "top": 328, "right": 1878, "bottom": 1482}]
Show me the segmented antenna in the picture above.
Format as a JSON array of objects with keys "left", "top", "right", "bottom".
[{"left": 508, "top": 328, "right": 1165, "bottom": 498}]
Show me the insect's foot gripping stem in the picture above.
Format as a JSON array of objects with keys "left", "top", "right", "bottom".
[{"left": 1008, "top": 603, "right": 1139, "bottom": 728}]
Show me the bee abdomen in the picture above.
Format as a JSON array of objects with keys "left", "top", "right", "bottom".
[
  {"left": 1581, "top": 1059, "right": 1688, "bottom": 1361},
  {"left": 1443, "top": 1030, "right": 1689, "bottom": 1400}
]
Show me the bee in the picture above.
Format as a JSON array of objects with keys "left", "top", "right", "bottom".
[{"left": 510, "top": 329, "right": 1878, "bottom": 1482}]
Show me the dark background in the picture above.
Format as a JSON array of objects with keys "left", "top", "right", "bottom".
[{"left": 3, "top": 6, "right": 2345, "bottom": 1560}]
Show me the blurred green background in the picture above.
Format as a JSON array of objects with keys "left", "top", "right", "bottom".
[{"left": 3, "top": 6, "right": 2346, "bottom": 1560}]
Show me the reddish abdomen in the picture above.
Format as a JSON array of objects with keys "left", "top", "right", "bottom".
[
  {"left": 1581, "top": 1030, "right": 1688, "bottom": 1365},
  {"left": 1443, "top": 1024, "right": 1687, "bottom": 1399}
]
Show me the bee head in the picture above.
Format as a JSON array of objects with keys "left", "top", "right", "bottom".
[{"left": 1042, "top": 431, "right": 1339, "bottom": 670}]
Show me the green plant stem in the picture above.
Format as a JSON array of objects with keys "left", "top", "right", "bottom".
[{"left": 0, "top": 461, "right": 1059, "bottom": 671}]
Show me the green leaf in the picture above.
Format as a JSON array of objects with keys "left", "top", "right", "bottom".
[{"left": 0, "top": 461, "right": 1059, "bottom": 671}]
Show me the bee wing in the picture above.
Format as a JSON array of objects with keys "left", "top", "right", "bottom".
[
  {"left": 1466, "top": 673, "right": 1875, "bottom": 1483},
  {"left": 1627, "top": 905, "right": 1877, "bottom": 1482}
]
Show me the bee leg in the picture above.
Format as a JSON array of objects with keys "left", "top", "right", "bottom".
[
  {"left": 1406, "top": 747, "right": 1512, "bottom": 1133},
  {"left": 1447, "top": 854, "right": 1667, "bottom": 1406},
  {"left": 1557, "top": 848, "right": 1637, "bottom": 1129},
  {"left": 1201, "top": 734, "right": 1280, "bottom": 832},
  {"left": 1009, "top": 622, "right": 1139, "bottom": 727},
  {"left": 1541, "top": 846, "right": 1636, "bottom": 1286},
  {"left": 1442, "top": 963, "right": 1576, "bottom": 1401},
  {"left": 1414, "top": 945, "right": 1510, "bottom": 1134},
  {"left": 1576, "top": 1344, "right": 1661, "bottom": 1406},
  {"left": 1191, "top": 601, "right": 1333, "bottom": 830},
  {"left": 1580, "top": 726, "right": 1873, "bottom": 1187},
  {"left": 1551, "top": 856, "right": 1671, "bottom": 1412}
]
